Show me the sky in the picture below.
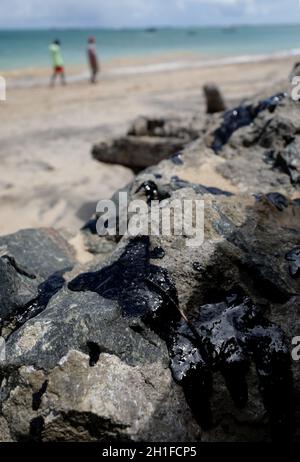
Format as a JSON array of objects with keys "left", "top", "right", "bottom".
[{"left": 1, "top": 0, "right": 300, "bottom": 29}]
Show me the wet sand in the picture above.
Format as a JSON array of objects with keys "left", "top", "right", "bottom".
[{"left": 0, "top": 52, "right": 296, "bottom": 236}]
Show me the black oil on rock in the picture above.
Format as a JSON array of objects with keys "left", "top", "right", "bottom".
[
  {"left": 68, "top": 237, "right": 179, "bottom": 329},
  {"left": 69, "top": 237, "right": 293, "bottom": 440}
]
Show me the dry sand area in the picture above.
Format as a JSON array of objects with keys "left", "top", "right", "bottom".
[{"left": 0, "top": 53, "right": 295, "bottom": 236}]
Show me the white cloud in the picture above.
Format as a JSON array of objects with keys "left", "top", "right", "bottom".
[{"left": 0, "top": 0, "right": 299, "bottom": 28}]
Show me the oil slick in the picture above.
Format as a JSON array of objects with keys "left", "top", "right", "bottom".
[{"left": 212, "top": 93, "right": 286, "bottom": 153}]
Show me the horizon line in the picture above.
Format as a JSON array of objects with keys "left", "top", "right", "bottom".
[{"left": 1, "top": 22, "right": 300, "bottom": 31}]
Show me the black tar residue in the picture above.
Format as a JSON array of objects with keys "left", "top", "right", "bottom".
[
  {"left": 68, "top": 237, "right": 293, "bottom": 440},
  {"left": 212, "top": 93, "right": 286, "bottom": 153},
  {"left": 135, "top": 180, "right": 170, "bottom": 205}
]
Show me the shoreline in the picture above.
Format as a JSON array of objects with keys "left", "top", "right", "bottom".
[{"left": 3, "top": 48, "right": 300, "bottom": 89}]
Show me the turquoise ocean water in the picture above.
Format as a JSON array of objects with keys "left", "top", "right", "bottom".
[{"left": 1, "top": 25, "right": 300, "bottom": 71}]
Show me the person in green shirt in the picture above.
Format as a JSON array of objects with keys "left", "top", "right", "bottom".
[{"left": 49, "top": 39, "right": 66, "bottom": 87}]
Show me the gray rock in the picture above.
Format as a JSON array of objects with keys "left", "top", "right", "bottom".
[
  {"left": 150, "top": 92, "right": 300, "bottom": 196},
  {"left": 1, "top": 351, "right": 199, "bottom": 442},
  {"left": 0, "top": 228, "right": 76, "bottom": 279}
]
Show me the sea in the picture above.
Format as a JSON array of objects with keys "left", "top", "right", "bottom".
[{"left": 1, "top": 24, "right": 300, "bottom": 76}]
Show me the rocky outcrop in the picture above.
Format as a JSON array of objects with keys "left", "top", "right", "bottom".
[
  {"left": 1, "top": 73, "right": 300, "bottom": 442},
  {"left": 92, "top": 116, "right": 204, "bottom": 172}
]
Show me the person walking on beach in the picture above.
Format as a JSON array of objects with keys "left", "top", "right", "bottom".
[
  {"left": 49, "top": 39, "right": 66, "bottom": 87},
  {"left": 87, "top": 37, "right": 99, "bottom": 84}
]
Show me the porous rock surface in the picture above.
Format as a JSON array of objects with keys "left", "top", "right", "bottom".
[{"left": 1, "top": 74, "right": 300, "bottom": 442}]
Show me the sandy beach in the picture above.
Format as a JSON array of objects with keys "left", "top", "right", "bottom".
[{"left": 0, "top": 52, "right": 296, "bottom": 236}]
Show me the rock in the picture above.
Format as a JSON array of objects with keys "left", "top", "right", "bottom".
[
  {"left": 170, "top": 294, "right": 293, "bottom": 439},
  {"left": 0, "top": 417, "right": 13, "bottom": 442},
  {"left": 92, "top": 136, "right": 186, "bottom": 172},
  {"left": 80, "top": 221, "right": 118, "bottom": 257},
  {"left": 0, "top": 228, "right": 76, "bottom": 336},
  {"left": 0, "top": 228, "right": 76, "bottom": 279},
  {"left": 211, "top": 93, "right": 286, "bottom": 153},
  {"left": 92, "top": 116, "right": 204, "bottom": 172},
  {"left": 2, "top": 179, "right": 299, "bottom": 441},
  {"left": 2, "top": 283, "right": 199, "bottom": 441},
  {"left": 207, "top": 93, "right": 300, "bottom": 194},
  {"left": 5, "top": 287, "right": 167, "bottom": 371},
  {"left": 203, "top": 83, "right": 226, "bottom": 114},
  {"left": 128, "top": 116, "right": 149, "bottom": 136}
]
